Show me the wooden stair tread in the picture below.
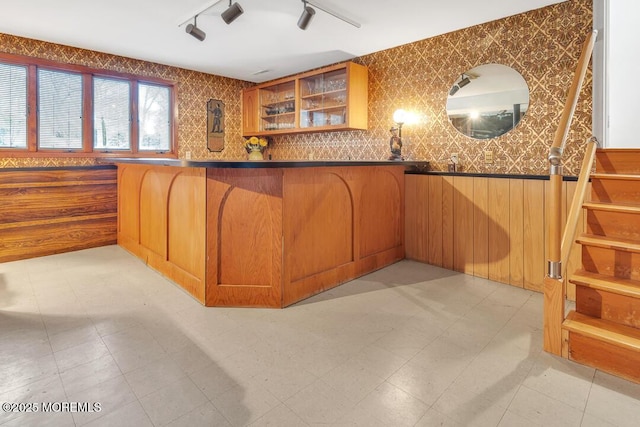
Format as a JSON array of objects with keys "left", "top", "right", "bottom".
[
  {"left": 563, "top": 311, "right": 640, "bottom": 351},
  {"left": 591, "top": 173, "right": 640, "bottom": 181},
  {"left": 569, "top": 269, "right": 640, "bottom": 298},
  {"left": 576, "top": 234, "right": 640, "bottom": 253},
  {"left": 582, "top": 201, "right": 640, "bottom": 214}
]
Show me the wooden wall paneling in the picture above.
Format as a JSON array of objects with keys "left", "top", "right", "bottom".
[
  {"left": 473, "top": 177, "right": 489, "bottom": 278},
  {"left": 206, "top": 168, "right": 283, "bottom": 308},
  {"left": 428, "top": 175, "right": 444, "bottom": 267},
  {"left": 523, "top": 180, "right": 546, "bottom": 291},
  {"left": 359, "top": 168, "right": 403, "bottom": 259},
  {"left": 404, "top": 175, "right": 428, "bottom": 262},
  {"left": 442, "top": 176, "right": 455, "bottom": 270},
  {"left": 453, "top": 176, "right": 474, "bottom": 274},
  {"left": 139, "top": 169, "right": 172, "bottom": 258},
  {"left": 488, "top": 178, "right": 511, "bottom": 284},
  {"left": 287, "top": 167, "right": 354, "bottom": 283},
  {"left": 167, "top": 169, "right": 207, "bottom": 303},
  {"left": 509, "top": 179, "right": 525, "bottom": 287},
  {"left": 0, "top": 167, "right": 117, "bottom": 263},
  {"left": 117, "top": 165, "right": 144, "bottom": 250}
]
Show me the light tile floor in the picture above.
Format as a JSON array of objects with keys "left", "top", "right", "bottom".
[{"left": 1, "top": 245, "right": 640, "bottom": 426}]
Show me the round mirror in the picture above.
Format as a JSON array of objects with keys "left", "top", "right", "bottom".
[{"left": 446, "top": 64, "right": 529, "bottom": 140}]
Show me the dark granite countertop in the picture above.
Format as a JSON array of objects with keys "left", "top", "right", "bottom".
[
  {"left": 99, "top": 158, "right": 431, "bottom": 171},
  {"left": 406, "top": 170, "right": 578, "bottom": 181}
]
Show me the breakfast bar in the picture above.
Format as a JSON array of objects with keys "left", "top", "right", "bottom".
[{"left": 113, "top": 159, "right": 428, "bottom": 307}]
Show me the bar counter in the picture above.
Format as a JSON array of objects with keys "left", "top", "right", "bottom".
[{"left": 110, "top": 158, "right": 428, "bottom": 307}]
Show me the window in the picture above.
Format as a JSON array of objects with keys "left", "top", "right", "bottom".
[
  {"left": 93, "top": 77, "right": 130, "bottom": 150},
  {"left": 0, "top": 63, "right": 27, "bottom": 148},
  {"left": 138, "top": 83, "right": 170, "bottom": 152},
  {"left": 0, "top": 53, "right": 175, "bottom": 157},
  {"left": 38, "top": 69, "right": 83, "bottom": 150}
]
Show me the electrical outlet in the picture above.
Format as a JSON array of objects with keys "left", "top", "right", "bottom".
[
  {"left": 450, "top": 153, "right": 459, "bottom": 164},
  {"left": 185, "top": 151, "right": 192, "bottom": 160},
  {"left": 484, "top": 150, "right": 493, "bottom": 164}
]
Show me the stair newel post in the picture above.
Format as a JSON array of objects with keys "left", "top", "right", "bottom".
[
  {"left": 543, "top": 30, "right": 597, "bottom": 356},
  {"left": 544, "top": 150, "right": 565, "bottom": 355}
]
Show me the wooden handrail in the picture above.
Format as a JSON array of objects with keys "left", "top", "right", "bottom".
[
  {"left": 560, "top": 137, "right": 598, "bottom": 278},
  {"left": 544, "top": 30, "right": 597, "bottom": 356},
  {"left": 549, "top": 30, "right": 598, "bottom": 155},
  {"left": 547, "top": 29, "right": 598, "bottom": 278}
]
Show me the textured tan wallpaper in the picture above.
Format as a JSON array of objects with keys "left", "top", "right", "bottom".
[
  {"left": 0, "top": 34, "right": 252, "bottom": 168},
  {"left": 271, "top": 0, "right": 593, "bottom": 175},
  {"left": 1, "top": 0, "right": 592, "bottom": 174}
]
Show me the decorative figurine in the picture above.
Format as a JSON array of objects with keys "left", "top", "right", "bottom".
[{"left": 388, "top": 126, "right": 404, "bottom": 161}]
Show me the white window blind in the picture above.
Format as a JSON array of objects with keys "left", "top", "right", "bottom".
[
  {"left": 138, "top": 83, "right": 170, "bottom": 151},
  {"left": 0, "top": 63, "right": 27, "bottom": 148},
  {"left": 38, "top": 69, "right": 83, "bottom": 149},
  {"left": 93, "top": 77, "right": 130, "bottom": 150}
]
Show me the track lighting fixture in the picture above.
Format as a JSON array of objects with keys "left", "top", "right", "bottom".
[
  {"left": 221, "top": 0, "right": 243, "bottom": 24},
  {"left": 185, "top": 15, "right": 206, "bottom": 41},
  {"left": 458, "top": 74, "right": 471, "bottom": 89},
  {"left": 449, "top": 74, "right": 471, "bottom": 96},
  {"left": 297, "top": 0, "right": 316, "bottom": 30}
]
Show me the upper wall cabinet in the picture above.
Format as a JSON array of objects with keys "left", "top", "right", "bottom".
[{"left": 242, "top": 62, "right": 368, "bottom": 137}]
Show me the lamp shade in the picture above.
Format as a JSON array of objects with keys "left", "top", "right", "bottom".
[{"left": 393, "top": 109, "right": 407, "bottom": 124}]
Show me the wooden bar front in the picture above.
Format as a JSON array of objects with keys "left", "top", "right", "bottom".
[{"left": 117, "top": 161, "right": 410, "bottom": 307}]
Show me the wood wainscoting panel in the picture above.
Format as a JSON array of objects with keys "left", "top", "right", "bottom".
[
  {"left": 509, "top": 179, "right": 525, "bottom": 287},
  {"left": 488, "top": 178, "right": 510, "bottom": 284},
  {"left": 404, "top": 174, "right": 579, "bottom": 293},
  {"left": 453, "top": 176, "right": 474, "bottom": 275},
  {"left": 428, "top": 175, "right": 443, "bottom": 267},
  {"left": 523, "top": 179, "right": 546, "bottom": 292},
  {"left": 441, "top": 176, "right": 455, "bottom": 270},
  {"left": 473, "top": 177, "right": 489, "bottom": 279},
  {"left": 206, "top": 168, "right": 283, "bottom": 308},
  {"left": 404, "top": 174, "right": 428, "bottom": 262},
  {"left": 0, "top": 167, "right": 117, "bottom": 263}
]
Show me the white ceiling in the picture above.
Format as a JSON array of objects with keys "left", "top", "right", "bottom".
[{"left": 0, "top": 0, "right": 566, "bottom": 83}]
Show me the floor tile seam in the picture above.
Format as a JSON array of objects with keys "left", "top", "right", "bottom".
[
  {"left": 519, "top": 364, "right": 598, "bottom": 415},
  {"left": 137, "top": 375, "right": 209, "bottom": 426},
  {"left": 517, "top": 382, "right": 591, "bottom": 422},
  {"left": 56, "top": 337, "right": 126, "bottom": 401}
]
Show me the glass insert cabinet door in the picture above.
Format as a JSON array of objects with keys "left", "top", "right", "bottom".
[
  {"left": 259, "top": 81, "right": 295, "bottom": 131},
  {"left": 299, "top": 68, "right": 347, "bottom": 129}
]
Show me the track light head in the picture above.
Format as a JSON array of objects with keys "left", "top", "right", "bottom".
[
  {"left": 458, "top": 75, "right": 471, "bottom": 88},
  {"left": 297, "top": 1, "right": 315, "bottom": 30},
  {"left": 186, "top": 15, "right": 206, "bottom": 41},
  {"left": 222, "top": 1, "right": 244, "bottom": 24}
]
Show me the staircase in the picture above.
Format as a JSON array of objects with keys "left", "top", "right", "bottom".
[{"left": 562, "top": 148, "right": 640, "bottom": 383}]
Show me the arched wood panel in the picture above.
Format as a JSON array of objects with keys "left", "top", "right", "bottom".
[
  {"left": 168, "top": 170, "right": 206, "bottom": 286},
  {"left": 219, "top": 188, "right": 274, "bottom": 285},
  {"left": 139, "top": 170, "right": 169, "bottom": 257},
  {"left": 205, "top": 168, "right": 283, "bottom": 308},
  {"left": 118, "top": 165, "right": 144, "bottom": 246},
  {"left": 359, "top": 169, "right": 402, "bottom": 258},
  {"left": 285, "top": 170, "right": 353, "bottom": 282}
]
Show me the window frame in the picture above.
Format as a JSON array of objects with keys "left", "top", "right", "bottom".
[{"left": 0, "top": 52, "right": 177, "bottom": 158}]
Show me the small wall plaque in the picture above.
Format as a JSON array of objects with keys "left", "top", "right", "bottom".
[{"left": 207, "top": 99, "right": 225, "bottom": 152}]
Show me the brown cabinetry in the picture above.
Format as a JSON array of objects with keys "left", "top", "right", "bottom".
[{"left": 241, "top": 62, "right": 368, "bottom": 136}]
